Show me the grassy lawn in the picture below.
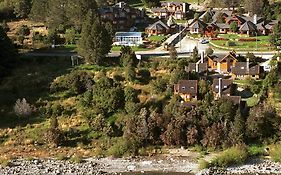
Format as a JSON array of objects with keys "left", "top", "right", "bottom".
[
  {"left": 211, "top": 34, "right": 275, "bottom": 51},
  {"left": 111, "top": 46, "right": 151, "bottom": 52},
  {"left": 148, "top": 35, "right": 167, "bottom": 42}
]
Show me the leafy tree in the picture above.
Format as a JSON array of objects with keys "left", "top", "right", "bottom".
[
  {"left": 151, "top": 78, "right": 168, "bottom": 94},
  {"left": 229, "top": 22, "right": 238, "bottom": 32},
  {"left": 92, "top": 77, "right": 124, "bottom": 115},
  {"left": 205, "top": 47, "right": 213, "bottom": 56},
  {"left": 120, "top": 46, "right": 137, "bottom": 67},
  {"left": 65, "top": 27, "right": 76, "bottom": 44},
  {"left": 77, "top": 12, "right": 112, "bottom": 65},
  {"left": 169, "top": 45, "right": 177, "bottom": 60},
  {"left": 194, "top": 13, "right": 199, "bottom": 19},
  {"left": 243, "top": 0, "right": 264, "bottom": 15},
  {"left": 169, "top": 68, "right": 188, "bottom": 85},
  {"left": 228, "top": 110, "right": 245, "bottom": 145},
  {"left": 125, "top": 64, "right": 136, "bottom": 82},
  {"left": 245, "top": 52, "right": 256, "bottom": 63},
  {"left": 12, "top": 0, "right": 32, "bottom": 18},
  {"left": 222, "top": 0, "right": 241, "bottom": 9},
  {"left": 246, "top": 103, "right": 280, "bottom": 142},
  {"left": 202, "top": 12, "right": 212, "bottom": 23},
  {"left": 124, "top": 87, "right": 139, "bottom": 103},
  {"left": 269, "top": 22, "right": 281, "bottom": 47},
  {"left": 18, "top": 25, "right": 30, "bottom": 36},
  {"left": 216, "top": 12, "right": 225, "bottom": 23},
  {"left": 141, "top": 0, "right": 160, "bottom": 7}
]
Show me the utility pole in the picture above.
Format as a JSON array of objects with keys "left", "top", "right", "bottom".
[{"left": 255, "top": 31, "right": 258, "bottom": 51}]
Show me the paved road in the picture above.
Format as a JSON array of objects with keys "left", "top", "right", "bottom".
[{"left": 23, "top": 36, "right": 277, "bottom": 60}]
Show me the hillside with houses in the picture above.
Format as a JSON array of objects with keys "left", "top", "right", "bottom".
[{"left": 0, "top": 0, "right": 281, "bottom": 174}]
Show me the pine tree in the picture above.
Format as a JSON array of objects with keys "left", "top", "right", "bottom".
[
  {"left": 12, "top": 0, "right": 32, "bottom": 18},
  {"left": 29, "top": 0, "right": 48, "bottom": 22},
  {"left": 46, "top": 0, "right": 67, "bottom": 29},
  {"left": 0, "top": 26, "right": 17, "bottom": 77},
  {"left": 77, "top": 12, "right": 112, "bottom": 65},
  {"left": 169, "top": 45, "right": 177, "bottom": 60},
  {"left": 66, "top": 0, "right": 98, "bottom": 30}
]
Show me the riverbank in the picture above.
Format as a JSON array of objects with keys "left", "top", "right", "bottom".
[{"left": 0, "top": 156, "right": 281, "bottom": 175}]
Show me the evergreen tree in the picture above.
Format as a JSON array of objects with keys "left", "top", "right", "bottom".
[
  {"left": 0, "top": 26, "right": 17, "bottom": 77},
  {"left": 77, "top": 12, "right": 112, "bottom": 65},
  {"left": 46, "top": 0, "right": 67, "bottom": 29},
  {"left": 192, "top": 46, "right": 199, "bottom": 61},
  {"left": 169, "top": 45, "right": 177, "bottom": 60},
  {"left": 29, "top": 0, "right": 48, "bottom": 22},
  {"left": 66, "top": 0, "right": 98, "bottom": 30},
  {"left": 229, "top": 22, "right": 238, "bottom": 32},
  {"left": 12, "top": 0, "right": 32, "bottom": 18}
]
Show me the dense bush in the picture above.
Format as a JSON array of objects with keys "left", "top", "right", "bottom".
[
  {"left": 18, "top": 25, "right": 30, "bottom": 36},
  {"left": 14, "top": 98, "right": 34, "bottom": 117},
  {"left": 211, "top": 145, "right": 248, "bottom": 167},
  {"left": 50, "top": 70, "right": 94, "bottom": 95},
  {"left": 270, "top": 145, "right": 281, "bottom": 162}
]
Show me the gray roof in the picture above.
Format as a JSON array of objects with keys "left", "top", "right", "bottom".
[
  {"left": 232, "top": 62, "right": 260, "bottom": 75},
  {"left": 186, "top": 63, "right": 208, "bottom": 74},
  {"left": 174, "top": 80, "right": 198, "bottom": 95},
  {"left": 189, "top": 19, "right": 207, "bottom": 29},
  {"left": 213, "top": 79, "right": 233, "bottom": 94},
  {"left": 146, "top": 20, "right": 169, "bottom": 30},
  {"left": 239, "top": 21, "right": 257, "bottom": 31},
  {"left": 115, "top": 32, "right": 142, "bottom": 37},
  {"left": 199, "top": 9, "right": 215, "bottom": 20},
  {"left": 151, "top": 7, "right": 168, "bottom": 13},
  {"left": 215, "top": 23, "right": 230, "bottom": 29}
]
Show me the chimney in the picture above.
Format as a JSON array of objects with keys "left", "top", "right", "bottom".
[
  {"left": 182, "top": 3, "right": 186, "bottom": 13},
  {"left": 201, "top": 51, "right": 204, "bottom": 63},
  {"left": 253, "top": 14, "right": 257, "bottom": 25},
  {"left": 246, "top": 58, "right": 250, "bottom": 74},
  {"left": 196, "top": 63, "right": 199, "bottom": 72},
  {"left": 218, "top": 78, "right": 222, "bottom": 98}
]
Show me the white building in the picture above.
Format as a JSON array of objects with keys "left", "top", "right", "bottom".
[{"left": 114, "top": 32, "right": 143, "bottom": 46}]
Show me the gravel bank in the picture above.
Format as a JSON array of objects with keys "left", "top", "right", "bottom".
[{"left": 0, "top": 157, "right": 280, "bottom": 175}]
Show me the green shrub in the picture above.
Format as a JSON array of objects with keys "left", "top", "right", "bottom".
[
  {"left": 56, "top": 154, "right": 69, "bottom": 161},
  {"left": 270, "top": 145, "right": 281, "bottom": 162},
  {"left": 226, "top": 41, "right": 236, "bottom": 47},
  {"left": 211, "top": 145, "right": 248, "bottom": 167},
  {"left": 0, "top": 159, "right": 13, "bottom": 167},
  {"left": 198, "top": 159, "right": 210, "bottom": 170},
  {"left": 248, "top": 145, "right": 265, "bottom": 157},
  {"left": 107, "top": 138, "right": 129, "bottom": 157},
  {"left": 70, "top": 155, "right": 84, "bottom": 163}
]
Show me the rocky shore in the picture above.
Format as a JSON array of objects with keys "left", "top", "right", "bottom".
[
  {"left": 0, "top": 157, "right": 280, "bottom": 175},
  {"left": 197, "top": 159, "right": 281, "bottom": 175}
]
